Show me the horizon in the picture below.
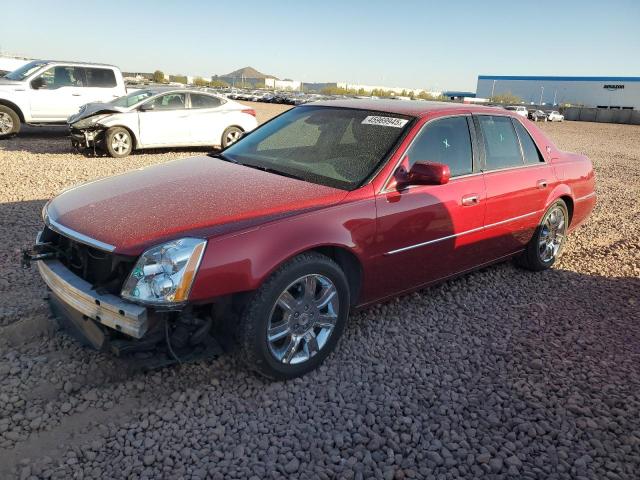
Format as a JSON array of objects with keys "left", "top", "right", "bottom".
[{"left": 2, "top": 0, "right": 639, "bottom": 91}]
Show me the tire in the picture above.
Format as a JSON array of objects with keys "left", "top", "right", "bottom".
[
  {"left": 237, "top": 252, "right": 350, "bottom": 380},
  {"left": 516, "top": 200, "right": 569, "bottom": 271},
  {"left": 105, "top": 127, "right": 133, "bottom": 158},
  {"left": 221, "top": 126, "right": 243, "bottom": 148},
  {"left": 0, "top": 105, "right": 20, "bottom": 139}
]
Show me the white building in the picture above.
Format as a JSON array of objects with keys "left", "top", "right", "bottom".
[
  {"left": 336, "top": 82, "right": 441, "bottom": 97},
  {"left": 476, "top": 75, "right": 640, "bottom": 109},
  {"left": 265, "top": 78, "right": 301, "bottom": 90}
]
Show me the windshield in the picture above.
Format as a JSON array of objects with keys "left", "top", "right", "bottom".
[
  {"left": 4, "top": 60, "right": 47, "bottom": 80},
  {"left": 219, "top": 106, "right": 412, "bottom": 190},
  {"left": 110, "top": 89, "right": 155, "bottom": 107}
]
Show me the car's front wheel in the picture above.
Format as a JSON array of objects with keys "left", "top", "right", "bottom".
[
  {"left": 237, "top": 252, "right": 350, "bottom": 380},
  {"left": 0, "top": 105, "right": 20, "bottom": 139},
  {"left": 105, "top": 127, "right": 133, "bottom": 158},
  {"left": 516, "top": 199, "right": 569, "bottom": 271}
]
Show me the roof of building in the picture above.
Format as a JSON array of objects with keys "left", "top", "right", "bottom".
[
  {"left": 478, "top": 75, "right": 640, "bottom": 82},
  {"left": 309, "top": 98, "right": 506, "bottom": 117}
]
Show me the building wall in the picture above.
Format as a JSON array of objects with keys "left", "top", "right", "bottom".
[
  {"left": 336, "top": 82, "right": 440, "bottom": 96},
  {"left": 265, "top": 78, "right": 301, "bottom": 90},
  {"left": 477, "top": 76, "right": 640, "bottom": 109}
]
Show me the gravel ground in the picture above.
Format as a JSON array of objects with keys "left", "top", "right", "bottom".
[{"left": 0, "top": 107, "right": 639, "bottom": 479}]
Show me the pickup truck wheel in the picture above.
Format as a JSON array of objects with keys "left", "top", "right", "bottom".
[
  {"left": 221, "top": 126, "right": 243, "bottom": 148},
  {"left": 0, "top": 106, "right": 20, "bottom": 138},
  {"left": 105, "top": 127, "right": 133, "bottom": 158},
  {"left": 238, "top": 252, "right": 350, "bottom": 380},
  {"left": 516, "top": 200, "right": 568, "bottom": 271}
]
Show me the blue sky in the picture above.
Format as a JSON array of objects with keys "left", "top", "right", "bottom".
[{"left": 2, "top": 0, "right": 639, "bottom": 90}]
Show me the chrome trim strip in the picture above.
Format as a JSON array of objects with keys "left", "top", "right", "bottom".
[
  {"left": 38, "top": 259, "right": 148, "bottom": 338},
  {"left": 45, "top": 214, "right": 116, "bottom": 253},
  {"left": 575, "top": 192, "right": 596, "bottom": 202},
  {"left": 384, "top": 211, "right": 539, "bottom": 256}
]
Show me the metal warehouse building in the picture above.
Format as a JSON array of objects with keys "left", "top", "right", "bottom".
[{"left": 476, "top": 75, "right": 640, "bottom": 109}]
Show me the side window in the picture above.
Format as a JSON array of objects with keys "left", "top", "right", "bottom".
[
  {"left": 35, "top": 66, "right": 85, "bottom": 89},
  {"left": 150, "top": 93, "right": 186, "bottom": 110},
  {"left": 513, "top": 120, "right": 544, "bottom": 164},
  {"left": 404, "top": 116, "right": 473, "bottom": 177},
  {"left": 477, "top": 115, "right": 524, "bottom": 170},
  {"left": 84, "top": 68, "right": 117, "bottom": 88},
  {"left": 190, "top": 94, "right": 222, "bottom": 109}
]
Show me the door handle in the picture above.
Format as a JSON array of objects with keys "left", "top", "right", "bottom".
[
  {"left": 461, "top": 194, "right": 480, "bottom": 206},
  {"left": 537, "top": 179, "right": 548, "bottom": 189},
  {"left": 72, "top": 93, "right": 81, "bottom": 96}
]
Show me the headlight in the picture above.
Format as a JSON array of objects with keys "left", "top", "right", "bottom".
[
  {"left": 121, "top": 238, "right": 207, "bottom": 305},
  {"left": 72, "top": 114, "right": 110, "bottom": 129}
]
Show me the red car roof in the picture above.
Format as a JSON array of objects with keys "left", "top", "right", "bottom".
[{"left": 310, "top": 98, "right": 511, "bottom": 118}]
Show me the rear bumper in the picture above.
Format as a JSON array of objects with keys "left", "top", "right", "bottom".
[{"left": 37, "top": 259, "right": 148, "bottom": 339}]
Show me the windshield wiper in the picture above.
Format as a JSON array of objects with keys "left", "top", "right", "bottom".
[
  {"left": 208, "top": 152, "right": 238, "bottom": 163},
  {"left": 240, "top": 163, "right": 306, "bottom": 182}
]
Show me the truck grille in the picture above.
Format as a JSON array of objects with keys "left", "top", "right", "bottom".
[{"left": 41, "top": 226, "right": 136, "bottom": 295}]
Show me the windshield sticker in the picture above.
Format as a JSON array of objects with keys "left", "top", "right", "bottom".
[{"left": 361, "top": 116, "right": 408, "bottom": 128}]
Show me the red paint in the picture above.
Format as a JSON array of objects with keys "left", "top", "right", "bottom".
[{"left": 46, "top": 102, "right": 596, "bottom": 307}]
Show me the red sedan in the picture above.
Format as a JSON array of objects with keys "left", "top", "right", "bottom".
[{"left": 29, "top": 100, "right": 595, "bottom": 379}]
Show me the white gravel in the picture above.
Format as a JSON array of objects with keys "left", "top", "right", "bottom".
[{"left": 0, "top": 109, "right": 639, "bottom": 479}]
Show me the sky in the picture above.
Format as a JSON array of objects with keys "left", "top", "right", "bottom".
[{"left": 2, "top": 0, "right": 639, "bottom": 91}]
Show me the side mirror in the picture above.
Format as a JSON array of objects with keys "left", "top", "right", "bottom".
[
  {"left": 139, "top": 102, "right": 155, "bottom": 112},
  {"left": 396, "top": 161, "right": 451, "bottom": 189},
  {"left": 31, "top": 77, "right": 45, "bottom": 90}
]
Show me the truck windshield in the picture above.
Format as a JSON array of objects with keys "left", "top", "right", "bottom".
[
  {"left": 219, "top": 106, "right": 412, "bottom": 190},
  {"left": 4, "top": 60, "right": 47, "bottom": 80},
  {"left": 110, "top": 90, "right": 155, "bottom": 107}
]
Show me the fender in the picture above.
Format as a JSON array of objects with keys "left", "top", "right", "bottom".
[
  {"left": 0, "top": 96, "right": 26, "bottom": 122},
  {"left": 189, "top": 190, "right": 377, "bottom": 302}
]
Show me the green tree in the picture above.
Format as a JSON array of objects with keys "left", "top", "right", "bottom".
[
  {"left": 210, "top": 79, "right": 229, "bottom": 88},
  {"left": 490, "top": 92, "right": 522, "bottom": 104},
  {"left": 153, "top": 70, "right": 165, "bottom": 83},
  {"left": 193, "top": 76, "right": 210, "bottom": 87},
  {"left": 172, "top": 75, "right": 187, "bottom": 84}
]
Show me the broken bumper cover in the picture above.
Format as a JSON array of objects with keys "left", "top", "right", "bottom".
[
  {"left": 69, "top": 127, "right": 104, "bottom": 148},
  {"left": 37, "top": 259, "right": 148, "bottom": 340}
]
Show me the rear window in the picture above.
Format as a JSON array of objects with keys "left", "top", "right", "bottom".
[
  {"left": 84, "top": 68, "right": 117, "bottom": 88},
  {"left": 477, "top": 115, "right": 524, "bottom": 170},
  {"left": 190, "top": 93, "right": 222, "bottom": 109},
  {"left": 513, "top": 120, "right": 544, "bottom": 164}
]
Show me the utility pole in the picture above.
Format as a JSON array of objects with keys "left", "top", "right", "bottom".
[
  {"left": 491, "top": 79, "right": 496, "bottom": 98},
  {"left": 539, "top": 86, "right": 544, "bottom": 105}
]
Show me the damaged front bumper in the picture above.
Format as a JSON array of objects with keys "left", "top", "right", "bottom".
[{"left": 69, "top": 126, "right": 105, "bottom": 150}]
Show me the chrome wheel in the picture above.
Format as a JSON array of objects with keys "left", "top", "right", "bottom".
[
  {"left": 111, "top": 132, "right": 131, "bottom": 155},
  {"left": 267, "top": 274, "right": 339, "bottom": 365},
  {"left": 0, "top": 112, "right": 14, "bottom": 135},
  {"left": 225, "top": 129, "right": 242, "bottom": 145},
  {"left": 538, "top": 205, "right": 567, "bottom": 263}
]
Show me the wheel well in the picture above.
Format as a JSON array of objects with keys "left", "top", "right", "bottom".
[
  {"left": 559, "top": 195, "right": 574, "bottom": 224},
  {"left": 0, "top": 99, "right": 25, "bottom": 122},
  {"left": 311, "top": 246, "right": 363, "bottom": 306},
  {"left": 107, "top": 125, "right": 138, "bottom": 149}
]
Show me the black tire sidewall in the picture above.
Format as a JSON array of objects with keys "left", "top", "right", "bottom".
[
  {"left": 242, "top": 254, "right": 350, "bottom": 379},
  {"left": 0, "top": 106, "right": 20, "bottom": 138},
  {"left": 105, "top": 127, "right": 133, "bottom": 157}
]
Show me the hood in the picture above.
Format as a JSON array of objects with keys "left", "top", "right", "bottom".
[
  {"left": 0, "top": 78, "right": 24, "bottom": 89},
  {"left": 46, "top": 156, "right": 348, "bottom": 255},
  {"left": 68, "top": 102, "right": 127, "bottom": 124}
]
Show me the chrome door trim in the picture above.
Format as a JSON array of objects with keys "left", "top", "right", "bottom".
[
  {"left": 384, "top": 210, "right": 539, "bottom": 256},
  {"left": 44, "top": 213, "right": 116, "bottom": 252}
]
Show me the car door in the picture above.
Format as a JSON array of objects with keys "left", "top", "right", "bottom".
[
  {"left": 29, "top": 65, "right": 87, "bottom": 120},
  {"left": 475, "top": 114, "right": 557, "bottom": 258},
  {"left": 187, "top": 93, "right": 225, "bottom": 144},
  {"left": 137, "top": 92, "right": 190, "bottom": 146},
  {"left": 372, "top": 114, "right": 487, "bottom": 298}
]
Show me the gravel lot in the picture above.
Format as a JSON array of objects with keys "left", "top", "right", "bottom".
[{"left": 0, "top": 105, "right": 639, "bottom": 479}]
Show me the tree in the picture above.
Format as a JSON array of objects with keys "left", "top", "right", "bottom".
[
  {"left": 153, "top": 70, "right": 165, "bottom": 83},
  {"left": 193, "top": 76, "right": 210, "bottom": 87},
  {"left": 490, "top": 92, "right": 522, "bottom": 104},
  {"left": 210, "top": 79, "right": 229, "bottom": 88},
  {"left": 172, "top": 75, "right": 187, "bottom": 84}
]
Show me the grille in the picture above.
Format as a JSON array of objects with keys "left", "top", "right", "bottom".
[{"left": 41, "top": 226, "right": 136, "bottom": 295}]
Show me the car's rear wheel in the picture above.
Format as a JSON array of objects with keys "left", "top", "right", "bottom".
[
  {"left": 221, "top": 126, "right": 243, "bottom": 148},
  {"left": 516, "top": 200, "right": 568, "bottom": 271},
  {"left": 0, "top": 105, "right": 20, "bottom": 139},
  {"left": 105, "top": 127, "right": 133, "bottom": 158},
  {"left": 237, "top": 252, "right": 350, "bottom": 380}
]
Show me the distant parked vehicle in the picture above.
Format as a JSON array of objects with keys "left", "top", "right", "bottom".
[
  {"left": 504, "top": 105, "right": 529, "bottom": 117},
  {"left": 0, "top": 60, "right": 126, "bottom": 138},
  {"left": 547, "top": 110, "right": 564, "bottom": 122},
  {"left": 68, "top": 88, "right": 257, "bottom": 157},
  {"left": 529, "top": 110, "right": 548, "bottom": 122}
]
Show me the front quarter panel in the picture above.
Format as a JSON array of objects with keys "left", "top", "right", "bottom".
[{"left": 188, "top": 187, "right": 377, "bottom": 303}]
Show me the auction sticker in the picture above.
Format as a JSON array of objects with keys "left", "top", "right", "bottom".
[{"left": 361, "top": 116, "right": 408, "bottom": 128}]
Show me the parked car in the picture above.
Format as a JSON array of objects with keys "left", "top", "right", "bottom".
[
  {"left": 0, "top": 60, "right": 126, "bottom": 138},
  {"left": 25, "top": 100, "right": 595, "bottom": 379},
  {"left": 67, "top": 88, "right": 258, "bottom": 157},
  {"left": 547, "top": 110, "right": 565, "bottom": 122},
  {"left": 529, "top": 109, "right": 548, "bottom": 122},
  {"left": 504, "top": 105, "right": 529, "bottom": 117}
]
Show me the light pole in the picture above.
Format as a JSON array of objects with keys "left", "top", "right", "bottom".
[
  {"left": 539, "top": 86, "right": 544, "bottom": 106},
  {"left": 491, "top": 79, "right": 496, "bottom": 98}
]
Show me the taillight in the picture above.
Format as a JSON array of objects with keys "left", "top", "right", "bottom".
[{"left": 242, "top": 108, "right": 256, "bottom": 117}]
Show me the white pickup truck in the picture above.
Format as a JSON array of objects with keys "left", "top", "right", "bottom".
[{"left": 0, "top": 60, "right": 126, "bottom": 138}]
